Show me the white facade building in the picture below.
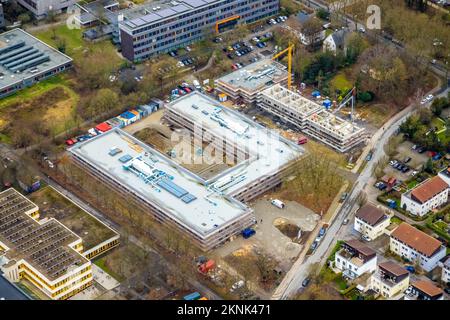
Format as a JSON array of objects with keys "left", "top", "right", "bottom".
[
  {"left": 390, "top": 223, "right": 446, "bottom": 272},
  {"left": 401, "top": 176, "right": 449, "bottom": 217},
  {"left": 354, "top": 203, "right": 391, "bottom": 240},
  {"left": 335, "top": 240, "right": 377, "bottom": 279}
]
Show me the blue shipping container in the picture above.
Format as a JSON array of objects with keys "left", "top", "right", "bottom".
[{"left": 183, "top": 292, "right": 201, "bottom": 300}]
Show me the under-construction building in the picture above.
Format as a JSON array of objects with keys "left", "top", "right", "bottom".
[
  {"left": 258, "top": 84, "right": 367, "bottom": 152},
  {"left": 215, "top": 59, "right": 291, "bottom": 105}
]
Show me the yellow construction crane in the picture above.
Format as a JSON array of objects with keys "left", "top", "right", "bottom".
[{"left": 271, "top": 43, "right": 294, "bottom": 90}]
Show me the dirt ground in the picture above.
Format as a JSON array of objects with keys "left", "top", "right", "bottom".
[{"left": 215, "top": 197, "right": 320, "bottom": 272}]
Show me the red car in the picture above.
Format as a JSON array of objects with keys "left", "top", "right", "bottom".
[
  {"left": 65, "top": 139, "right": 75, "bottom": 146},
  {"left": 231, "top": 64, "right": 238, "bottom": 70}
]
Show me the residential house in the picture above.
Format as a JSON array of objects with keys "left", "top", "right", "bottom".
[
  {"left": 354, "top": 203, "right": 391, "bottom": 240},
  {"left": 335, "top": 240, "right": 377, "bottom": 279},
  {"left": 323, "top": 29, "right": 349, "bottom": 54},
  {"left": 369, "top": 261, "right": 410, "bottom": 298},
  {"left": 390, "top": 223, "right": 446, "bottom": 272},
  {"left": 404, "top": 280, "right": 444, "bottom": 300},
  {"left": 401, "top": 176, "right": 449, "bottom": 217}
]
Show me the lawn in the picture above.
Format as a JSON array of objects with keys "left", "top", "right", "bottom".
[
  {"left": 330, "top": 73, "right": 352, "bottom": 94},
  {"left": 0, "top": 77, "right": 80, "bottom": 143},
  {"left": 32, "top": 26, "right": 84, "bottom": 58},
  {"left": 390, "top": 216, "right": 404, "bottom": 225}
]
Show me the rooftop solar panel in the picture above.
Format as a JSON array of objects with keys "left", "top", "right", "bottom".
[
  {"left": 181, "top": 194, "right": 197, "bottom": 203},
  {"left": 155, "top": 8, "right": 177, "bottom": 18},
  {"left": 157, "top": 178, "right": 189, "bottom": 198},
  {"left": 181, "top": 0, "right": 206, "bottom": 8},
  {"left": 141, "top": 13, "right": 161, "bottom": 23},
  {"left": 10, "top": 55, "right": 50, "bottom": 72},
  {"left": 0, "top": 41, "right": 25, "bottom": 56},
  {"left": 171, "top": 4, "right": 190, "bottom": 13},
  {"left": 119, "top": 154, "right": 133, "bottom": 163},
  {"left": 0, "top": 46, "right": 34, "bottom": 63}
]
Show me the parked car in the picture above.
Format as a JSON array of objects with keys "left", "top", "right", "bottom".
[
  {"left": 405, "top": 266, "right": 415, "bottom": 273},
  {"left": 340, "top": 192, "right": 348, "bottom": 202},
  {"left": 417, "top": 146, "right": 426, "bottom": 153},
  {"left": 444, "top": 287, "right": 450, "bottom": 294},
  {"left": 310, "top": 241, "right": 318, "bottom": 251},
  {"left": 342, "top": 218, "right": 349, "bottom": 225},
  {"left": 361, "top": 234, "right": 371, "bottom": 242},
  {"left": 404, "top": 157, "right": 412, "bottom": 163},
  {"left": 319, "top": 227, "right": 327, "bottom": 237},
  {"left": 302, "top": 278, "right": 311, "bottom": 287}
]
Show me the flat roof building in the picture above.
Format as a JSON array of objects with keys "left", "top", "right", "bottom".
[
  {"left": 216, "top": 59, "right": 290, "bottom": 105},
  {"left": 0, "top": 29, "right": 73, "bottom": 99},
  {"left": 118, "top": 0, "right": 279, "bottom": 61},
  {"left": 70, "top": 92, "right": 304, "bottom": 250},
  {"left": 164, "top": 91, "right": 304, "bottom": 201},
  {"left": 0, "top": 188, "right": 92, "bottom": 300},
  {"left": 258, "top": 84, "right": 367, "bottom": 152}
]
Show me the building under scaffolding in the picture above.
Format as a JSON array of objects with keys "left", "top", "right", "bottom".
[
  {"left": 216, "top": 59, "right": 291, "bottom": 105},
  {"left": 258, "top": 84, "right": 367, "bottom": 152}
]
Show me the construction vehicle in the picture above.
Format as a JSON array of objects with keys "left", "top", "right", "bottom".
[
  {"left": 198, "top": 260, "right": 216, "bottom": 274},
  {"left": 272, "top": 43, "right": 294, "bottom": 90}
]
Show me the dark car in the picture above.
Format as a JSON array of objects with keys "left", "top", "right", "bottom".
[
  {"left": 187, "top": 58, "right": 194, "bottom": 65},
  {"left": 417, "top": 146, "right": 426, "bottom": 153},
  {"left": 227, "top": 53, "right": 234, "bottom": 59},
  {"left": 444, "top": 288, "right": 450, "bottom": 294},
  {"left": 401, "top": 166, "right": 410, "bottom": 173},
  {"left": 302, "top": 278, "right": 311, "bottom": 287},
  {"left": 404, "top": 157, "right": 412, "bottom": 163}
]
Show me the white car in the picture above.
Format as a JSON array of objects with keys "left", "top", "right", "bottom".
[
  {"left": 421, "top": 98, "right": 428, "bottom": 105},
  {"left": 358, "top": 27, "right": 366, "bottom": 33},
  {"left": 230, "top": 280, "right": 245, "bottom": 292},
  {"left": 426, "top": 94, "right": 434, "bottom": 101},
  {"left": 185, "top": 46, "right": 192, "bottom": 52},
  {"left": 362, "top": 235, "right": 371, "bottom": 242},
  {"left": 411, "top": 170, "right": 418, "bottom": 176}
]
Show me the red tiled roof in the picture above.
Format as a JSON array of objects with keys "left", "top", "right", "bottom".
[
  {"left": 411, "top": 176, "right": 448, "bottom": 204},
  {"left": 391, "top": 223, "right": 442, "bottom": 257},
  {"left": 411, "top": 280, "right": 443, "bottom": 297}
]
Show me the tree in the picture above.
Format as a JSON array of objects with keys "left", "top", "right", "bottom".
[
  {"left": 18, "top": 13, "right": 31, "bottom": 24},
  {"left": 301, "top": 18, "right": 324, "bottom": 50},
  {"left": 85, "top": 88, "right": 119, "bottom": 118},
  {"left": 316, "top": 8, "right": 330, "bottom": 21},
  {"left": 418, "top": 108, "right": 432, "bottom": 125},
  {"left": 431, "top": 97, "right": 449, "bottom": 116}
]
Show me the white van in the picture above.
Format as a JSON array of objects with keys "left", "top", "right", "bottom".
[
  {"left": 271, "top": 199, "right": 285, "bottom": 209},
  {"left": 193, "top": 80, "right": 201, "bottom": 90}
]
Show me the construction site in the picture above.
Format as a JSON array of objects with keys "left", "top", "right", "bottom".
[
  {"left": 215, "top": 58, "right": 291, "bottom": 105},
  {"left": 257, "top": 84, "right": 367, "bottom": 153}
]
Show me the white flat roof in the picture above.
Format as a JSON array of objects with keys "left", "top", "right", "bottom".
[
  {"left": 167, "top": 92, "right": 304, "bottom": 194},
  {"left": 69, "top": 129, "right": 249, "bottom": 238}
]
